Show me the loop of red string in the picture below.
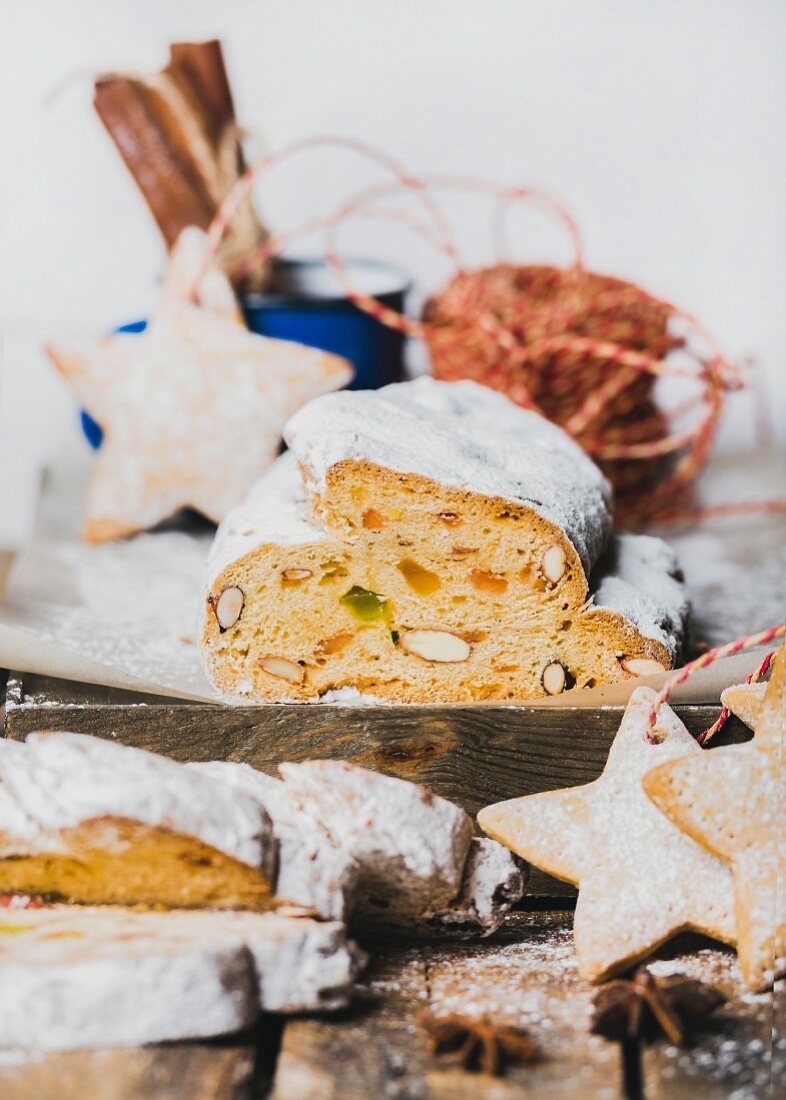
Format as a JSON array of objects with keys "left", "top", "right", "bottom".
[
  {"left": 200, "top": 136, "right": 784, "bottom": 528},
  {"left": 698, "top": 648, "right": 776, "bottom": 746},
  {"left": 647, "top": 624, "right": 785, "bottom": 745}
]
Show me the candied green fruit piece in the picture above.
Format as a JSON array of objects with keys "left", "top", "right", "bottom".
[{"left": 341, "top": 585, "right": 389, "bottom": 623}]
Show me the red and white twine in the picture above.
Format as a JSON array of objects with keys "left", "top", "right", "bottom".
[
  {"left": 200, "top": 136, "right": 785, "bottom": 528},
  {"left": 647, "top": 623, "right": 785, "bottom": 746}
]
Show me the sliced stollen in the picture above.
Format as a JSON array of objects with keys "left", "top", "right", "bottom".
[
  {"left": 0, "top": 732, "right": 275, "bottom": 909},
  {"left": 193, "top": 759, "right": 527, "bottom": 934},
  {"left": 194, "top": 760, "right": 357, "bottom": 921},
  {"left": 200, "top": 377, "right": 688, "bottom": 703},
  {"left": 720, "top": 680, "right": 768, "bottom": 730},
  {"left": 0, "top": 903, "right": 363, "bottom": 1050}
]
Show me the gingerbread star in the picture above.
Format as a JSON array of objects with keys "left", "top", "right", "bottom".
[
  {"left": 720, "top": 680, "right": 767, "bottom": 731},
  {"left": 644, "top": 642, "right": 785, "bottom": 992},
  {"left": 478, "top": 688, "right": 736, "bottom": 982},
  {"left": 47, "top": 227, "right": 352, "bottom": 542}
]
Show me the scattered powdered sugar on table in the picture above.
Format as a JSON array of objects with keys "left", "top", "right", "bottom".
[
  {"left": 0, "top": 445, "right": 781, "bottom": 701},
  {"left": 658, "top": 449, "right": 786, "bottom": 648},
  {"left": 646, "top": 947, "right": 778, "bottom": 1095},
  {"left": 0, "top": 523, "right": 217, "bottom": 699}
]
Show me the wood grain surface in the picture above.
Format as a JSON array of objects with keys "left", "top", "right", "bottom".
[
  {"left": 0, "top": 911, "right": 774, "bottom": 1098},
  {"left": 0, "top": 1040, "right": 258, "bottom": 1100},
  {"left": 2, "top": 671, "right": 751, "bottom": 899},
  {"left": 640, "top": 934, "right": 778, "bottom": 1100},
  {"left": 272, "top": 911, "right": 622, "bottom": 1100}
]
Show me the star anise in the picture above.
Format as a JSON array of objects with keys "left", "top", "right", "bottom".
[
  {"left": 591, "top": 967, "right": 725, "bottom": 1045},
  {"left": 418, "top": 1010, "right": 539, "bottom": 1076}
]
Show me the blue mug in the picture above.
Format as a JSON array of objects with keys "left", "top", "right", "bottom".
[{"left": 81, "top": 257, "right": 410, "bottom": 448}]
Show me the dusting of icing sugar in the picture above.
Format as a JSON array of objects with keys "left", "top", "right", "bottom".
[
  {"left": 2, "top": 519, "right": 218, "bottom": 700},
  {"left": 645, "top": 948, "right": 777, "bottom": 1093},
  {"left": 0, "top": 732, "right": 274, "bottom": 869},
  {"left": 285, "top": 377, "right": 614, "bottom": 577},
  {"left": 48, "top": 227, "right": 353, "bottom": 533},
  {"left": 0, "top": 905, "right": 361, "bottom": 1048},
  {"left": 589, "top": 533, "right": 689, "bottom": 660},
  {"left": 205, "top": 452, "right": 327, "bottom": 584},
  {"left": 311, "top": 686, "right": 385, "bottom": 706},
  {"left": 479, "top": 689, "right": 736, "bottom": 984}
]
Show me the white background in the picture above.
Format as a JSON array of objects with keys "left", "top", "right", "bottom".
[{"left": 1, "top": 0, "right": 784, "bottom": 545}]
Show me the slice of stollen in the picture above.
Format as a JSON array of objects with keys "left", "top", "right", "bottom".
[
  {"left": 0, "top": 903, "right": 363, "bottom": 1050},
  {"left": 0, "top": 733, "right": 275, "bottom": 909},
  {"left": 193, "top": 760, "right": 358, "bottom": 921},
  {"left": 193, "top": 759, "right": 527, "bottom": 934},
  {"left": 200, "top": 378, "right": 689, "bottom": 704}
]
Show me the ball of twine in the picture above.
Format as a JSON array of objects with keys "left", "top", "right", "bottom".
[
  {"left": 423, "top": 262, "right": 732, "bottom": 525},
  {"left": 200, "top": 137, "right": 749, "bottom": 528}
]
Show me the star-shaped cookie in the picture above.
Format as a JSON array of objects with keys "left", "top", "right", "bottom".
[
  {"left": 720, "top": 680, "right": 767, "bottom": 730},
  {"left": 47, "top": 227, "right": 353, "bottom": 542},
  {"left": 645, "top": 642, "right": 785, "bottom": 992},
  {"left": 478, "top": 687, "right": 736, "bottom": 982}
]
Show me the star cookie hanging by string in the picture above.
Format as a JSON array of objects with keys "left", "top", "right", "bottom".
[
  {"left": 47, "top": 227, "right": 353, "bottom": 542},
  {"left": 720, "top": 680, "right": 768, "bottom": 731},
  {"left": 477, "top": 688, "right": 736, "bottom": 983},
  {"left": 644, "top": 641, "right": 785, "bottom": 992}
]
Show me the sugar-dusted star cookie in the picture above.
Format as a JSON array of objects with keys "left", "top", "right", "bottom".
[
  {"left": 720, "top": 680, "right": 767, "bottom": 730},
  {"left": 478, "top": 687, "right": 736, "bottom": 982},
  {"left": 644, "top": 642, "right": 785, "bottom": 992},
  {"left": 47, "top": 227, "right": 353, "bottom": 542}
]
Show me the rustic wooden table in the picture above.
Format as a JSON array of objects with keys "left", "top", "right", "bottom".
[
  {"left": 0, "top": 905, "right": 778, "bottom": 1099},
  {"left": 2, "top": 671, "right": 779, "bottom": 1098}
]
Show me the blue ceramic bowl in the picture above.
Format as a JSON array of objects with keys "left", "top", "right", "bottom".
[{"left": 82, "top": 257, "right": 410, "bottom": 449}]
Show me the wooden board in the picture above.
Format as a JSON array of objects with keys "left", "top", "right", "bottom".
[
  {"left": 0, "top": 1040, "right": 258, "bottom": 1100},
  {"left": 640, "top": 934, "right": 777, "bottom": 1099},
  {"left": 0, "top": 910, "right": 775, "bottom": 1098},
  {"left": 272, "top": 911, "right": 623, "bottom": 1100},
  {"left": 1, "top": 670, "right": 751, "bottom": 899}
]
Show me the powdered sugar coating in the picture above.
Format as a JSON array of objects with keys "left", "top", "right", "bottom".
[
  {"left": 643, "top": 645, "right": 785, "bottom": 992},
  {"left": 479, "top": 688, "right": 736, "bottom": 981},
  {"left": 192, "top": 760, "right": 524, "bottom": 935},
  {"left": 191, "top": 760, "right": 356, "bottom": 921},
  {"left": 47, "top": 227, "right": 352, "bottom": 539},
  {"left": 0, "top": 905, "right": 362, "bottom": 1048},
  {"left": 720, "top": 680, "right": 768, "bottom": 729},
  {"left": 205, "top": 452, "right": 327, "bottom": 585},
  {"left": 202, "top": 454, "right": 687, "bottom": 679},
  {"left": 0, "top": 732, "right": 274, "bottom": 871},
  {"left": 285, "top": 377, "right": 614, "bottom": 577},
  {"left": 589, "top": 533, "right": 689, "bottom": 660},
  {"left": 278, "top": 760, "right": 474, "bottom": 919}
]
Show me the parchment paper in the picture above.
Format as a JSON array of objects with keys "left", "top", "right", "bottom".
[{"left": 0, "top": 448, "right": 783, "bottom": 708}]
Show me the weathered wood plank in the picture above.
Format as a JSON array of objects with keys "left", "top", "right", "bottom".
[
  {"left": 3, "top": 672, "right": 750, "bottom": 899},
  {"left": 0, "top": 1039, "right": 257, "bottom": 1100},
  {"left": 272, "top": 911, "right": 622, "bottom": 1100},
  {"left": 423, "top": 911, "right": 621, "bottom": 1099},
  {"left": 272, "top": 946, "right": 430, "bottom": 1100},
  {"left": 774, "top": 977, "right": 785, "bottom": 1086},
  {"left": 641, "top": 934, "right": 776, "bottom": 1099}
]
